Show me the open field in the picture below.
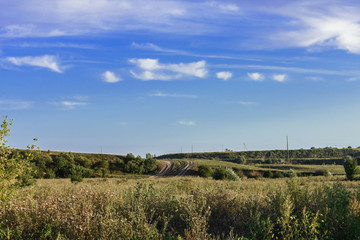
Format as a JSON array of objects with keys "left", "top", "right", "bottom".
[{"left": 2, "top": 175, "right": 360, "bottom": 239}]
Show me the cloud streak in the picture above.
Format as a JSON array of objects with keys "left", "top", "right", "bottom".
[
  {"left": 178, "top": 120, "right": 196, "bottom": 126},
  {"left": 149, "top": 91, "right": 198, "bottom": 99},
  {"left": 129, "top": 58, "right": 207, "bottom": 81},
  {"left": 6, "top": 55, "right": 63, "bottom": 73},
  {"left": 50, "top": 96, "right": 89, "bottom": 110},
  {"left": 0, "top": 100, "right": 33, "bottom": 110}
]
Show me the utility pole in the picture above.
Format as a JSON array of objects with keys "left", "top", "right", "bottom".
[
  {"left": 243, "top": 143, "right": 247, "bottom": 151},
  {"left": 286, "top": 136, "right": 289, "bottom": 163},
  {"left": 222, "top": 144, "right": 224, "bottom": 152},
  {"left": 192, "top": 144, "right": 193, "bottom": 153}
]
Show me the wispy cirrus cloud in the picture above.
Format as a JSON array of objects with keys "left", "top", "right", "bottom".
[
  {"left": 5, "top": 55, "right": 63, "bottom": 73},
  {"left": 102, "top": 71, "right": 121, "bottom": 83},
  {"left": 149, "top": 91, "right": 198, "bottom": 99},
  {"left": 131, "top": 42, "right": 262, "bottom": 62},
  {"left": 223, "top": 100, "right": 258, "bottom": 106},
  {"left": 247, "top": 72, "right": 264, "bottom": 81},
  {"left": 267, "top": 1, "right": 360, "bottom": 54},
  {"left": 9, "top": 42, "right": 96, "bottom": 49},
  {"left": 0, "top": 0, "right": 228, "bottom": 38},
  {"left": 50, "top": 96, "right": 88, "bottom": 110},
  {"left": 178, "top": 120, "right": 196, "bottom": 126},
  {"left": 129, "top": 58, "right": 207, "bottom": 81},
  {"left": 0, "top": 100, "right": 33, "bottom": 110}
]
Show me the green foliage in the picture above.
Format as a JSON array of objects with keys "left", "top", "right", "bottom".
[
  {"left": 213, "top": 167, "right": 239, "bottom": 181},
  {"left": 213, "top": 167, "right": 226, "bottom": 180},
  {"left": 0, "top": 116, "right": 38, "bottom": 202},
  {"left": 198, "top": 165, "right": 213, "bottom": 178},
  {"left": 263, "top": 171, "right": 274, "bottom": 178},
  {"left": 344, "top": 155, "right": 358, "bottom": 180}
]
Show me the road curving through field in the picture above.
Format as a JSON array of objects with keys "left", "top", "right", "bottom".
[{"left": 154, "top": 160, "right": 193, "bottom": 177}]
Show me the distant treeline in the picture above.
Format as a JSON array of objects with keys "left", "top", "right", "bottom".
[
  {"left": 13, "top": 150, "right": 157, "bottom": 180},
  {"left": 157, "top": 147, "right": 360, "bottom": 164}
]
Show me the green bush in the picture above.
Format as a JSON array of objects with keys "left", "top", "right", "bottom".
[
  {"left": 344, "top": 156, "right": 358, "bottom": 180},
  {"left": 272, "top": 172, "right": 284, "bottom": 178},
  {"left": 213, "top": 167, "right": 226, "bottom": 180},
  {"left": 198, "top": 165, "right": 213, "bottom": 178},
  {"left": 225, "top": 168, "right": 240, "bottom": 181},
  {"left": 263, "top": 171, "right": 274, "bottom": 178}
]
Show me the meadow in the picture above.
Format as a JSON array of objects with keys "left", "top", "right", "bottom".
[{"left": 1, "top": 173, "right": 360, "bottom": 240}]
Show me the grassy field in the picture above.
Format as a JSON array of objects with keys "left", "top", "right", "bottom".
[{"left": 2, "top": 175, "right": 360, "bottom": 239}]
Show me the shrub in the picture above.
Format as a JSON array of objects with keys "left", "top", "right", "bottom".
[
  {"left": 284, "top": 169, "right": 297, "bottom": 178},
  {"left": 213, "top": 167, "right": 226, "bottom": 180},
  {"left": 225, "top": 168, "right": 240, "bottom": 181},
  {"left": 314, "top": 169, "right": 332, "bottom": 177},
  {"left": 272, "top": 172, "right": 284, "bottom": 178},
  {"left": 344, "top": 156, "right": 358, "bottom": 180},
  {"left": 198, "top": 165, "right": 213, "bottom": 178},
  {"left": 263, "top": 171, "right": 274, "bottom": 178}
]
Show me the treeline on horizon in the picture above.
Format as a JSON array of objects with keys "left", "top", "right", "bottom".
[
  {"left": 157, "top": 147, "right": 360, "bottom": 164},
  {"left": 12, "top": 150, "right": 157, "bottom": 183}
]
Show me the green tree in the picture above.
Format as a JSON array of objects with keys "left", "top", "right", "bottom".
[
  {"left": 0, "top": 116, "right": 38, "bottom": 202},
  {"left": 344, "top": 155, "right": 358, "bottom": 180}
]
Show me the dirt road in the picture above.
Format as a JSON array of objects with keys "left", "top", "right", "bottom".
[{"left": 155, "top": 160, "right": 193, "bottom": 177}]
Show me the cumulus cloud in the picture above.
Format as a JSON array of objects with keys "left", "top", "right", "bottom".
[
  {"left": 129, "top": 58, "right": 207, "bottom": 81},
  {"left": 102, "top": 71, "right": 121, "bottom": 83},
  {"left": 247, "top": 72, "right": 264, "bottom": 81},
  {"left": 178, "top": 120, "right": 196, "bottom": 126},
  {"left": 216, "top": 71, "right": 232, "bottom": 81},
  {"left": 149, "top": 91, "right": 198, "bottom": 98},
  {"left": 0, "top": 100, "right": 33, "bottom": 110},
  {"left": 6, "top": 55, "right": 63, "bottom": 73},
  {"left": 272, "top": 74, "right": 287, "bottom": 82}
]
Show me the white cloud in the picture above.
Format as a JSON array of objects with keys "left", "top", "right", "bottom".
[
  {"left": 269, "top": 2, "right": 360, "bottom": 54},
  {"left": 247, "top": 72, "right": 264, "bottom": 81},
  {"left": 131, "top": 42, "right": 188, "bottom": 55},
  {"left": 0, "top": 100, "right": 33, "bottom": 110},
  {"left": 208, "top": 2, "right": 240, "bottom": 13},
  {"left": 149, "top": 91, "right": 198, "bottom": 99},
  {"left": 60, "top": 101, "right": 87, "bottom": 109},
  {"left": 272, "top": 74, "right": 287, "bottom": 82},
  {"left": 11, "top": 42, "right": 95, "bottom": 49},
  {"left": 6, "top": 55, "right": 63, "bottom": 73},
  {"left": 131, "top": 42, "right": 262, "bottom": 62},
  {"left": 178, "top": 120, "right": 196, "bottom": 126},
  {"left": 129, "top": 58, "right": 207, "bottom": 81},
  {"left": 223, "top": 100, "right": 258, "bottom": 106},
  {"left": 102, "top": 71, "right": 121, "bottom": 83},
  {"left": 216, "top": 71, "right": 232, "bottom": 81},
  {"left": 235, "top": 101, "right": 257, "bottom": 105},
  {"left": 0, "top": 1, "right": 219, "bottom": 38},
  {"left": 50, "top": 96, "right": 88, "bottom": 110}
]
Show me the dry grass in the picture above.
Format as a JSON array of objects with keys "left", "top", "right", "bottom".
[{"left": 1, "top": 176, "right": 360, "bottom": 239}]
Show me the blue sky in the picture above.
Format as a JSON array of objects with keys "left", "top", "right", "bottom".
[{"left": 1, "top": 0, "right": 360, "bottom": 156}]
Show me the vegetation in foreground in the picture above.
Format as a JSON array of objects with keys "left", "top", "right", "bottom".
[{"left": 1, "top": 177, "right": 360, "bottom": 240}]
